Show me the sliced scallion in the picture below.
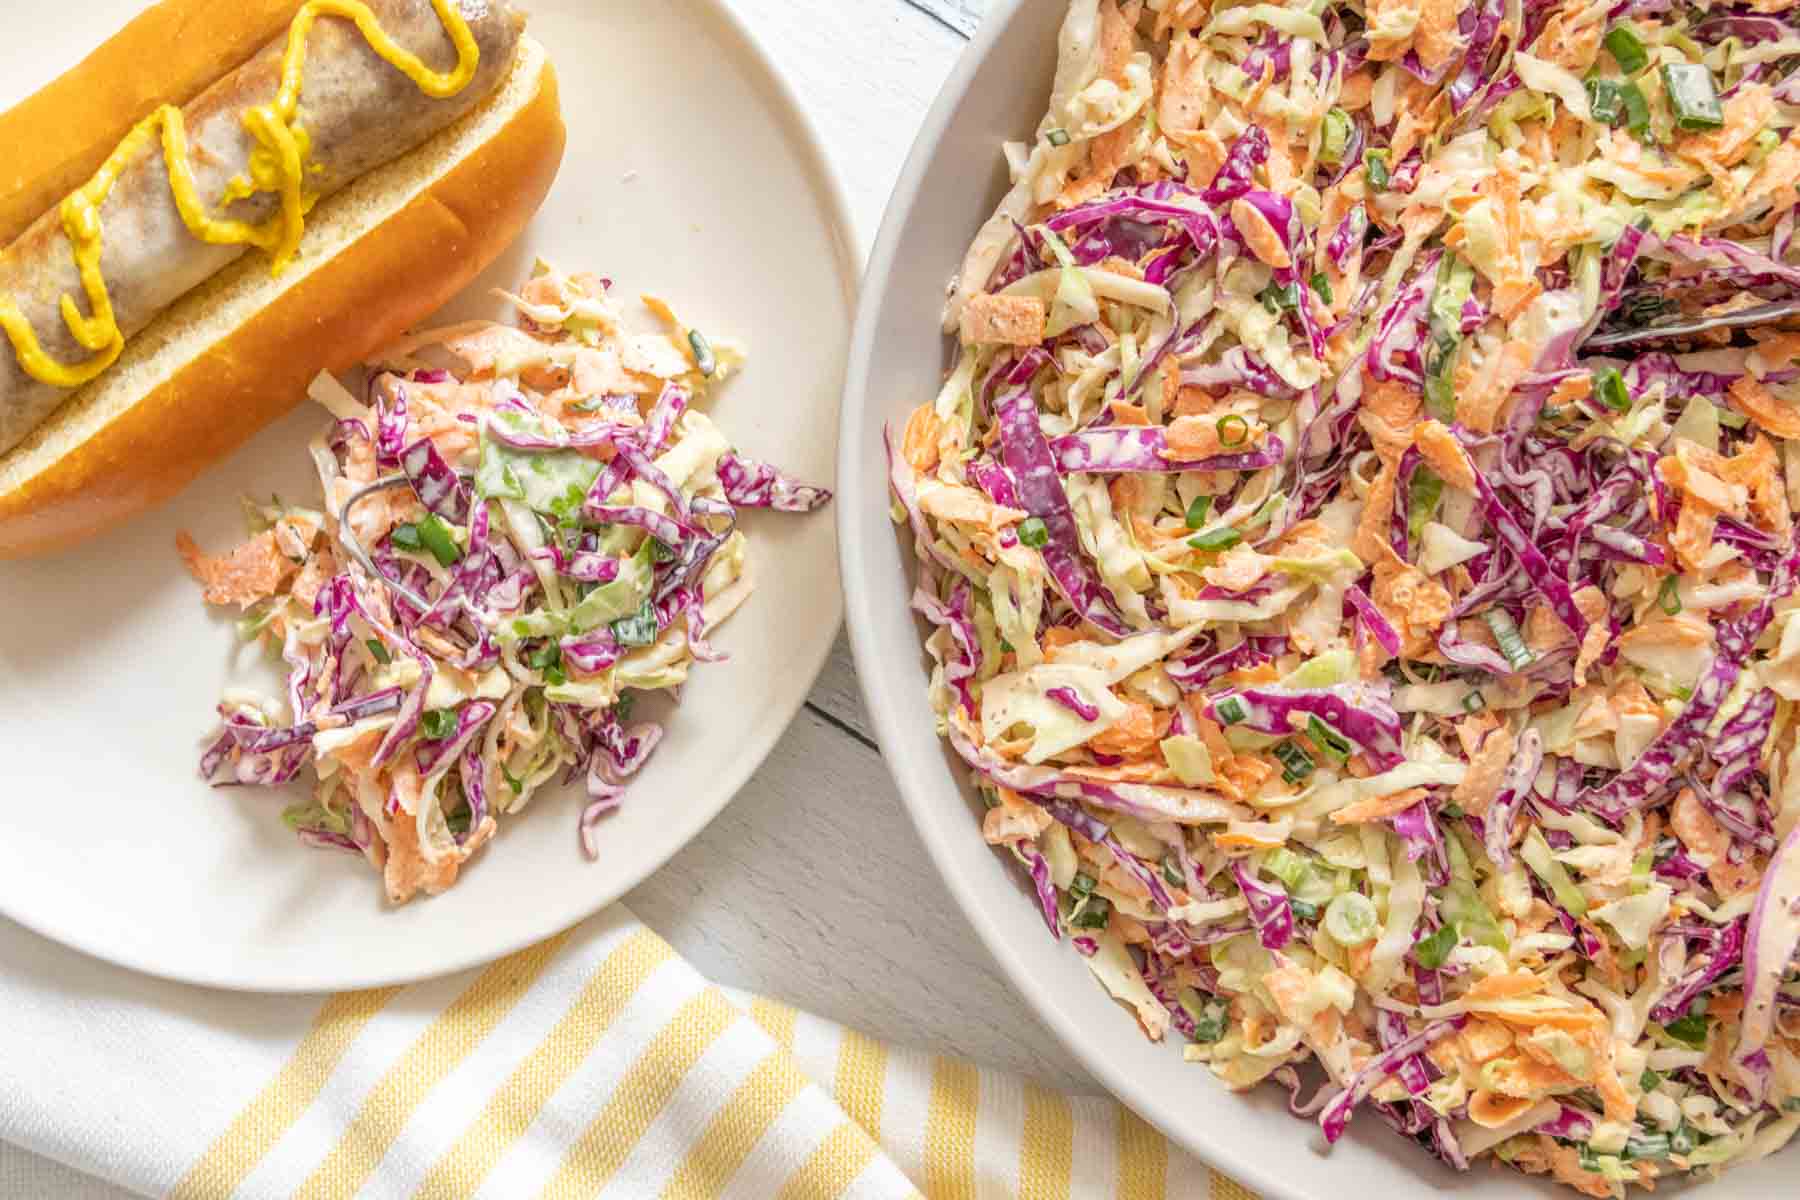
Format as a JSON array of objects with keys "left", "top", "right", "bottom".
[
  {"left": 1319, "top": 107, "right": 1351, "bottom": 165},
  {"left": 1414, "top": 923, "right": 1458, "bottom": 968},
  {"left": 1309, "top": 271, "right": 1334, "bottom": 305},
  {"left": 1273, "top": 739, "right": 1316, "bottom": 784},
  {"left": 1046, "top": 127, "right": 1071, "bottom": 147},
  {"left": 1184, "top": 494, "right": 1213, "bottom": 529},
  {"left": 1305, "top": 716, "right": 1353, "bottom": 764},
  {"left": 1593, "top": 366, "right": 1631, "bottom": 413},
  {"left": 1161, "top": 856, "right": 1184, "bottom": 888},
  {"left": 1365, "top": 149, "right": 1390, "bottom": 190},
  {"left": 1216, "top": 414, "right": 1250, "bottom": 447},
  {"left": 1604, "top": 25, "right": 1648, "bottom": 74},
  {"left": 1408, "top": 466, "right": 1444, "bottom": 544},
  {"left": 420, "top": 708, "right": 459, "bottom": 740},
  {"left": 1188, "top": 527, "right": 1242, "bottom": 551},
  {"left": 415, "top": 513, "right": 462, "bottom": 567},
  {"left": 1620, "top": 80, "right": 1652, "bottom": 138},
  {"left": 1662, "top": 62, "right": 1724, "bottom": 131},
  {"left": 611, "top": 599, "right": 660, "bottom": 648},
  {"left": 1484, "top": 609, "right": 1534, "bottom": 671},
  {"left": 1659, "top": 574, "right": 1683, "bottom": 615},
  {"left": 1215, "top": 696, "right": 1248, "bottom": 726},
  {"left": 688, "top": 330, "right": 718, "bottom": 377},
  {"left": 1587, "top": 78, "right": 1625, "bottom": 125},
  {"left": 365, "top": 638, "right": 392, "bottom": 665},
  {"left": 1018, "top": 516, "right": 1050, "bottom": 548},
  {"left": 1069, "top": 894, "right": 1111, "bottom": 930}
]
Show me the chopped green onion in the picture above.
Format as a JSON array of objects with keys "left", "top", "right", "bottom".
[
  {"left": 1365, "top": 149, "right": 1390, "bottom": 190},
  {"left": 650, "top": 538, "right": 677, "bottom": 564},
  {"left": 1161, "top": 856, "right": 1184, "bottom": 888},
  {"left": 389, "top": 523, "right": 424, "bottom": 552},
  {"left": 1216, "top": 414, "right": 1250, "bottom": 447},
  {"left": 415, "top": 513, "right": 462, "bottom": 567},
  {"left": 1215, "top": 696, "right": 1248, "bottom": 726},
  {"left": 1273, "top": 739, "right": 1316, "bottom": 785},
  {"left": 1289, "top": 898, "right": 1321, "bottom": 921},
  {"left": 614, "top": 693, "right": 637, "bottom": 723},
  {"left": 1069, "top": 894, "right": 1111, "bottom": 930},
  {"left": 1662, "top": 62, "right": 1724, "bottom": 130},
  {"left": 528, "top": 641, "right": 562, "bottom": 671},
  {"left": 1069, "top": 872, "right": 1096, "bottom": 902},
  {"left": 1669, "top": 1125, "right": 1698, "bottom": 1155},
  {"left": 1408, "top": 466, "right": 1444, "bottom": 544},
  {"left": 1258, "top": 282, "right": 1300, "bottom": 314},
  {"left": 445, "top": 796, "right": 472, "bottom": 836},
  {"left": 1018, "top": 516, "right": 1050, "bottom": 548},
  {"left": 1319, "top": 107, "right": 1351, "bottom": 165},
  {"left": 1593, "top": 366, "right": 1631, "bottom": 413},
  {"left": 1484, "top": 609, "right": 1534, "bottom": 671},
  {"left": 1324, "top": 892, "right": 1379, "bottom": 944},
  {"left": 1184, "top": 494, "right": 1213, "bottom": 529},
  {"left": 1305, "top": 716, "right": 1353, "bottom": 764},
  {"left": 1461, "top": 690, "right": 1487, "bottom": 714},
  {"left": 1414, "top": 923, "right": 1458, "bottom": 968},
  {"left": 1179, "top": 990, "right": 1228, "bottom": 1042},
  {"left": 611, "top": 599, "right": 660, "bottom": 648},
  {"left": 1640, "top": 1069, "right": 1664, "bottom": 1092},
  {"left": 1586, "top": 78, "right": 1625, "bottom": 125},
  {"left": 501, "top": 764, "right": 524, "bottom": 795},
  {"left": 420, "top": 708, "right": 459, "bottom": 740},
  {"left": 1188, "top": 527, "right": 1242, "bottom": 552},
  {"left": 1046, "top": 127, "right": 1071, "bottom": 147},
  {"left": 1605, "top": 25, "right": 1648, "bottom": 74},
  {"left": 1620, "top": 80, "right": 1652, "bottom": 137},
  {"left": 1309, "top": 271, "right": 1334, "bottom": 305},
  {"left": 1659, "top": 574, "right": 1683, "bottom": 615},
  {"left": 688, "top": 330, "right": 718, "bottom": 376},
  {"left": 365, "top": 638, "right": 392, "bottom": 665},
  {"left": 1663, "top": 1012, "right": 1710, "bottom": 1048}
]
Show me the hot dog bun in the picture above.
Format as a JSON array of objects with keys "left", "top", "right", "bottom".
[
  {"left": 0, "top": 0, "right": 307, "bottom": 248},
  {"left": 0, "top": 34, "right": 565, "bottom": 557}
]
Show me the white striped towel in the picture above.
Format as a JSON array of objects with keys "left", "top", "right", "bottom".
[{"left": 0, "top": 905, "right": 1248, "bottom": 1199}]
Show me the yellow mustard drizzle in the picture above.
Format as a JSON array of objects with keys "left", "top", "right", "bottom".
[{"left": 0, "top": 0, "right": 480, "bottom": 391}]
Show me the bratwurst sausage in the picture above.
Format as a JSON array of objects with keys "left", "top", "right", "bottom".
[{"left": 0, "top": 0, "right": 522, "bottom": 456}]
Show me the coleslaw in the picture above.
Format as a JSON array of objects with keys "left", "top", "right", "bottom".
[
  {"left": 895, "top": 0, "right": 1800, "bottom": 1191},
  {"left": 182, "top": 263, "right": 829, "bottom": 904}
]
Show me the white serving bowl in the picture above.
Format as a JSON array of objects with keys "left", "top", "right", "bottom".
[{"left": 838, "top": 3, "right": 1783, "bottom": 1196}]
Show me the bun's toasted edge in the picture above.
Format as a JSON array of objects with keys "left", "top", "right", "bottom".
[
  {"left": 0, "top": 41, "right": 564, "bottom": 558},
  {"left": 0, "top": 0, "right": 306, "bottom": 247}
]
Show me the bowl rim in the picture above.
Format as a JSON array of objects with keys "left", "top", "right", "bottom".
[{"left": 836, "top": 2, "right": 1325, "bottom": 1194}]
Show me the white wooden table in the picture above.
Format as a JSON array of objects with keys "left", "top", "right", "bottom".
[{"left": 0, "top": 1, "right": 1097, "bottom": 1193}]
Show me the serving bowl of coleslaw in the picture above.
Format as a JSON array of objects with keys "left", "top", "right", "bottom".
[{"left": 843, "top": 1, "right": 1800, "bottom": 1196}]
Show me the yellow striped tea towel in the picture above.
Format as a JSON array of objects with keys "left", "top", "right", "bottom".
[{"left": 0, "top": 906, "right": 1233, "bottom": 1198}]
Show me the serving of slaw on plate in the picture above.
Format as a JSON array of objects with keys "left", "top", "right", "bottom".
[
  {"left": 181, "top": 264, "right": 829, "bottom": 904},
  {"left": 891, "top": 0, "right": 1800, "bottom": 1191}
]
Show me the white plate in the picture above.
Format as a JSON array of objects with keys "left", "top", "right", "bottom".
[
  {"left": 0, "top": 0, "right": 854, "bottom": 992},
  {"left": 840, "top": 4, "right": 1781, "bottom": 1199}
]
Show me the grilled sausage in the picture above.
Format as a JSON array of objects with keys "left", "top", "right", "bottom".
[{"left": 0, "top": 0, "right": 522, "bottom": 456}]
